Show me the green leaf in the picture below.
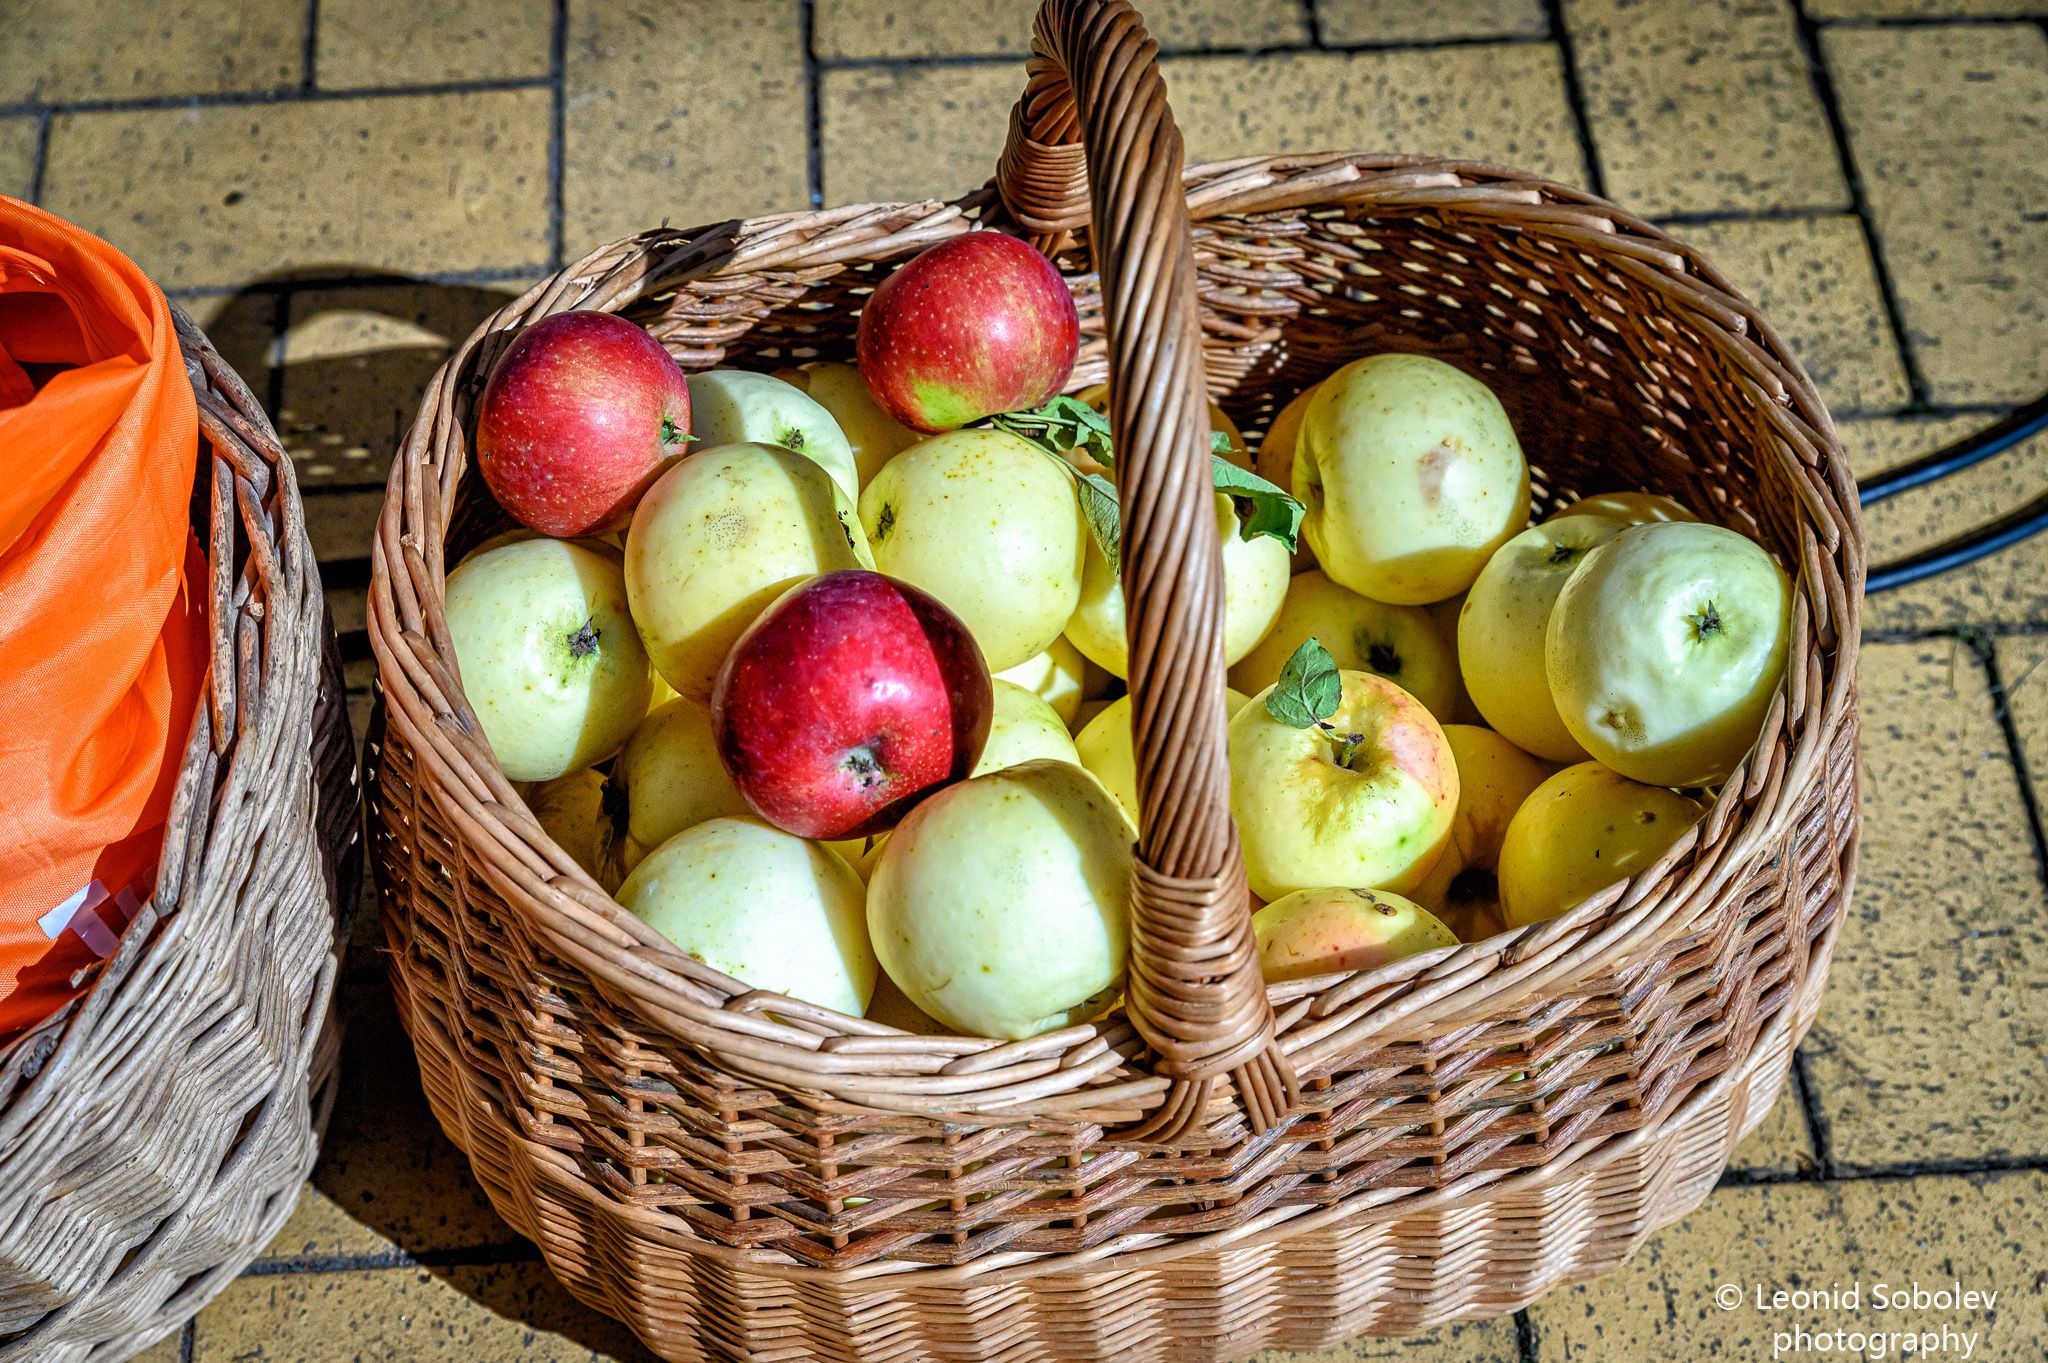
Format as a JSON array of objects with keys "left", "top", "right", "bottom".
[
  {"left": 1074, "top": 471, "right": 1121, "bottom": 560},
  {"left": 1210, "top": 456, "right": 1303, "bottom": 552},
  {"left": 979, "top": 396, "right": 1116, "bottom": 470},
  {"left": 1265, "top": 638, "right": 1341, "bottom": 729}
]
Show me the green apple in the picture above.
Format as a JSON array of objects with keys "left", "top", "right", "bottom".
[
  {"left": 1457, "top": 514, "right": 1624, "bottom": 761},
  {"left": 525, "top": 767, "right": 625, "bottom": 891},
  {"left": 1074, "top": 689, "right": 1250, "bottom": 827},
  {"left": 685, "top": 368, "right": 860, "bottom": 500},
  {"left": 775, "top": 360, "right": 919, "bottom": 489},
  {"left": 1554, "top": 490, "right": 1698, "bottom": 526},
  {"left": 994, "top": 636, "right": 1088, "bottom": 727},
  {"left": 1229, "top": 669, "right": 1458, "bottom": 901},
  {"left": 1406, "top": 724, "right": 1556, "bottom": 912},
  {"left": 1296, "top": 353, "right": 1530, "bottom": 604},
  {"left": 445, "top": 538, "right": 651, "bottom": 781},
  {"left": 619, "top": 815, "right": 877, "bottom": 1015},
  {"left": 613, "top": 697, "right": 752, "bottom": 872},
  {"left": 1497, "top": 762, "right": 1706, "bottom": 927},
  {"left": 1064, "top": 490, "right": 1290, "bottom": 678},
  {"left": 1254, "top": 887, "right": 1457, "bottom": 983},
  {"left": 858, "top": 428, "right": 1084, "bottom": 670},
  {"left": 625, "top": 442, "right": 873, "bottom": 700},
  {"left": 866, "top": 759, "right": 1132, "bottom": 1039},
  {"left": 978, "top": 680, "right": 1081, "bottom": 776},
  {"left": 1547, "top": 522, "right": 1792, "bottom": 787},
  {"left": 1228, "top": 570, "right": 1459, "bottom": 721}
]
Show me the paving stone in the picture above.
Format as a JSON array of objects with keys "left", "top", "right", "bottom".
[
  {"left": 1826, "top": 24, "right": 2048, "bottom": 405},
  {"left": 813, "top": 0, "right": 1307, "bottom": 59},
  {"left": 1671, "top": 214, "right": 1910, "bottom": 413},
  {"left": 1728, "top": 1079, "right": 1822, "bottom": 1178},
  {"left": 192, "top": 1262, "right": 654, "bottom": 1361},
  {"left": 280, "top": 282, "right": 524, "bottom": 489},
  {"left": 40, "top": 91, "right": 552, "bottom": 290},
  {"left": 129, "top": 1326, "right": 188, "bottom": 1363},
  {"left": 260, "top": 975, "right": 511, "bottom": 1262},
  {"left": 1810, "top": 0, "right": 2046, "bottom": 15},
  {"left": 1565, "top": 0, "right": 1848, "bottom": 217},
  {"left": 0, "top": 116, "right": 39, "bottom": 200},
  {"left": 303, "top": 490, "right": 385, "bottom": 566},
  {"left": 2002, "top": 634, "right": 2048, "bottom": 798},
  {"left": 563, "top": 0, "right": 809, "bottom": 255},
  {"left": 0, "top": 0, "right": 304, "bottom": 104},
  {"left": 1845, "top": 414, "right": 2048, "bottom": 631},
  {"left": 1799, "top": 640, "right": 2048, "bottom": 1172},
  {"left": 1251, "top": 1317, "right": 1520, "bottom": 1361},
  {"left": 1528, "top": 1172, "right": 2047, "bottom": 1358},
  {"left": 315, "top": 0, "right": 555, "bottom": 88},
  {"left": 1317, "top": 0, "right": 1549, "bottom": 44}
]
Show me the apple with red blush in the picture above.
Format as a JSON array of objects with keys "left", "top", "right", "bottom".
[
  {"left": 713, "top": 570, "right": 993, "bottom": 840},
  {"left": 476, "top": 310, "right": 692, "bottom": 537},
  {"left": 856, "top": 233, "right": 1079, "bottom": 433}
]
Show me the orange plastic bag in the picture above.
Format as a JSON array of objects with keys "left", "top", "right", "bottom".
[{"left": 0, "top": 195, "right": 205, "bottom": 1041}]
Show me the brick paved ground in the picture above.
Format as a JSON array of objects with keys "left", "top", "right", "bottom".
[{"left": 7, "top": 1, "right": 2044, "bottom": 1358}]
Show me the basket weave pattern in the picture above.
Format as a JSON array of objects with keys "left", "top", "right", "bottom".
[
  {"left": 0, "top": 306, "right": 360, "bottom": 1362},
  {"left": 369, "top": 3, "right": 1860, "bottom": 1356}
]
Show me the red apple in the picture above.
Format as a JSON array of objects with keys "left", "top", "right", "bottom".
[
  {"left": 476, "top": 310, "right": 691, "bottom": 537},
  {"left": 855, "top": 233, "right": 1079, "bottom": 433},
  {"left": 713, "top": 571, "right": 993, "bottom": 840}
]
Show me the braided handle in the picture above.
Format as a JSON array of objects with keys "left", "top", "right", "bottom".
[{"left": 996, "top": 0, "right": 1297, "bottom": 1143}]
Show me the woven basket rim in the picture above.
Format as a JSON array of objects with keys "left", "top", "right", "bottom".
[{"left": 369, "top": 150, "right": 1862, "bottom": 1132}]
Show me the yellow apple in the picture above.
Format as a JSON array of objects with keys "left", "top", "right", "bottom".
[
  {"left": 685, "top": 368, "right": 860, "bottom": 501},
  {"left": 1457, "top": 514, "right": 1624, "bottom": 761},
  {"left": 1255, "top": 383, "right": 1321, "bottom": 573},
  {"left": 1555, "top": 490, "right": 1699, "bottom": 526},
  {"left": 625, "top": 442, "right": 872, "bottom": 700},
  {"left": 1297, "top": 354, "right": 1530, "bottom": 604},
  {"left": 1064, "top": 490, "right": 1290, "bottom": 678},
  {"left": 859, "top": 429, "right": 1084, "bottom": 670},
  {"left": 1427, "top": 592, "right": 1483, "bottom": 725},
  {"left": 1496, "top": 762, "right": 1706, "bottom": 927},
  {"left": 445, "top": 538, "right": 651, "bottom": 781},
  {"left": 865, "top": 971, "right": 950, "bottom": 1034},
  {"left": 867, "top": 760, "right": 1132, "bottom": 1039},
  {"left": 1407, "top": 725, "right": 1556, "bottom": 911},
  {"left": 1073, "top": 689, "right": 1251, "bottom": 826},
  {"left": 1228, "top": 570, "right": 1459, "bottom": 721},
  {"left": 978, "top": 680, "right": 1081, "bottom": 775},
  {"left": 1547, "top": 522, "right": 1792, "bottom": 787},
  {"left": 1229, "top": 670, "right": 1459, "bottom": 901},
  {"left": 993, "top": 636, "right": 1088, "bottom": 727},
  {"left": 775, "top": 360, "right": 920, "bottom": 489},
  {"left": 1254, "top": 888, "right": 1458, "bottom": 983},
  {"left": 613, "top": 697, "right": 752, "bottom": 872},
  {"left": 524, "top": 767, "right": 625, "bottom": 891},
  {"left": 620, "top": 816, "right": 877, "bottom": 1014}
]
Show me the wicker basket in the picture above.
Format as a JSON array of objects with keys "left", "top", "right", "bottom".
[
  {"left": 0, "top": 303, "right": 361, "bottom": 1362},
  {"left": 367, "top": 2, "right": 1861, "bottom": 1358}
]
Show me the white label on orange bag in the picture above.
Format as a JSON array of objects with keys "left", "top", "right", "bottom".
[{"left": 36, "top": 880, "right": 127, "bottom": 958}]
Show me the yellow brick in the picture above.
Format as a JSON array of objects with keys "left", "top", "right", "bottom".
[
  {"left": 1318, "top": 0, "right": 1549, "bottom": 44},
  {"left": 1799, "top": 640, "right": 2048, "bottom": 1170},
  {"left": 129, "top": 1326, "right": 188, "bottom": 1363},
  {"left": 281, "top": 282, "right": 527, "bottom": 489},
  {"left": 563, "top": 0, "right": 809, "bottom": 255},
  {"left": 0, "top": 0, "right": 304, "bottom": 104},
  {"left": 1565, "top": 0, "right": 1847, "bottom": 216},
  {"left": 1252, "top": 1317, "right": 1520, "bottom": 1362},
  {"left": 1669, "top": 215, "right": 1910, "bottom": 413},
  {"left": 1729, "top": 1082, "right": 1820, "bottom": 1177},
  {"left": 40, "top": 91, "right": 552, "bottom": 291},
  {"left": 1, "top": 116, "right": 39, "bottom": 200},
  {"left": 316, "top": 0, "right": 554, "bottom": 87},
  {"left": 1846, "top": 415, "right": 2048, "bottom": 631},
  {"left": 1529, "top": 1173, "right": 2047, "bottom": 1357},
  {"left": 1826, "top": 25, "right": 2048, "bottom": 405},
  {"left": 191, "top": 1263, "right": 647, "bottom": 1361},
  {"left": 1811, "top": 0, "right": 2046, "bottom": 15},
  {"left": 820, "top": 62, "right": 1020, "bottom": 207},
  {"left": 2002, "top": 634, "right": 2048, "bottom": 793},
  {"left": 814, "top": 0, "right": 1307, "bottom": 60}
]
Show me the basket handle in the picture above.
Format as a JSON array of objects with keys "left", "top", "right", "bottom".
[{"left": 994, "top": 0, "right": 1298, "bottom": 1144}]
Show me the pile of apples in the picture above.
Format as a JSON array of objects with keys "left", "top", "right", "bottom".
[{"left": 445, "top": 230, "right": 1791, "bottom": 1043}]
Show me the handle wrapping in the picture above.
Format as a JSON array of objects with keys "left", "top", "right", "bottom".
[{"left": 997, "top": 0, "right": 1298, "bottom": 1142}]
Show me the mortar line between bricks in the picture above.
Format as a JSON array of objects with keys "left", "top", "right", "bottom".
[
  {"left": 1538, "top": 0, "right": 1606, "bottom": 199},
  {"left": 1515, "top": 1308, "right": 1540, "bottom": 1361},
  {"left": 177, "top": 1319, "right": 194, "bottom": 1363},
  {"left": 1984, "top": 637, "right": 2048, "bottom": 902},
  {"left": 802, "top": 0, "right": 825, "bottom": 209},
  {"left": 301, "top": 0, "right": 320, "bottom": 92},
  {"left": 0, "top": 74, "right": 555, "bottom": 121},
  {"left": 1791, "top": 1047, "right": 1837, "bottom": 1181},
  {"left": 1788, "top": 0, "right": 1934, "bottom": 409},
  {"left": 246, "top": 1241, "right": 544, "bottom": 1277},
  {"left": 25, "top": 108, "right": 50, "bottom": 205},
  {"left": 1822, "top": 12, "right": 2048, "bottom": 28},
  {"left": 548, "top": 0, "right": 568, "bottom": 271},
  {"left": 1299, "top": 0, "right": 1325, "bottom": 48}
]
